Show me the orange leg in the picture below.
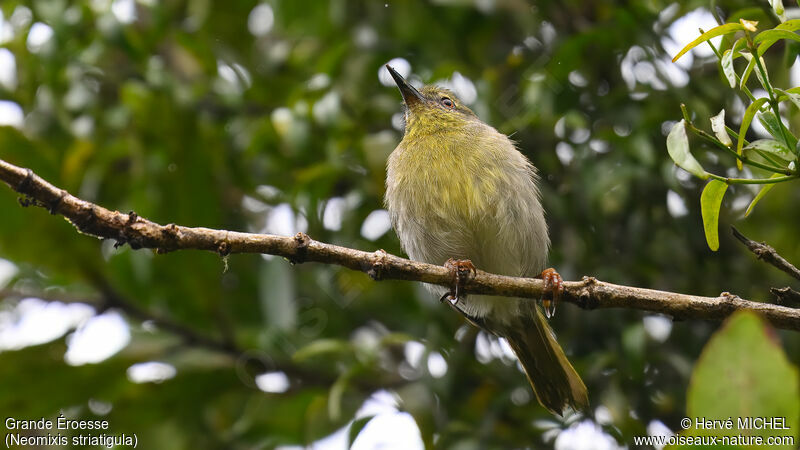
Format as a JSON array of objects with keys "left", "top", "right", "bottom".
[
  {"left": 440, "top": 258, "right": 477, "bottom": 305},
  {"left": 538, "top": 268, "right": 563, "bottom": 318}
]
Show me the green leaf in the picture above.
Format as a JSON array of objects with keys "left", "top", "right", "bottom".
[
  {"left": 754, "top": 29, "right": 800, "bottom": 55},
  {"left": 737, "top": 98, "right": 769, "bottom": 165},
  {"left": 721, "top": 49, "right": 737, "bottom": 88},
  {"left": 754, "top": 19, "right": 800, "bottom": 54},
  {"left": 348, "top": 415, "right": 376, "bottom": 449},
  {"left": 731, "top": 35, "right": 748, "bottom": 53},
  {"left": 758, "top": 111, "right": 797, "bottom": 150},
  {"left": 672, "top": 23, "right": 746, "bottom": 62},
  {"left": 721, "top": 38, "right": 747, "bottom": 88},
  {"left": 774, "top": 18, "right": 800, "bottom": 30},
  {"left": 710, "top": 110, "right": 732, "bottom": 146},
  {"left": 700, "top": 179, "right": 728, "bottom": 251},
  {"left": 741, "top": 53, "right": 770, "bottom": 89},
  {"left": 667, "top": 120, "right": 708, "bottom": 179},
  {"left": 743, "top": 138, "right": 793, "bottom": 159},
  {"left": 775, "top": 88, "right": 800, "bottom": 112},
  {"left": 745, "top": 174, "right": 784, "bottom": 217},
  {"left": 740, "top": 52, "right": 757, "bottom": 88},
  {"left": 683, "top": 311, "right": 799, "bottom": 448}
]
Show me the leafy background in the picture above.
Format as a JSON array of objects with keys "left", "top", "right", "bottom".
[{"left": 0, "top": 0, "right": 798, "bottom": 448}]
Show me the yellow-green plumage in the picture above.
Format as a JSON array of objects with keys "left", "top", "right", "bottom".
[{"left": 384, "top": 66, "right": 588, "bottom": 415}]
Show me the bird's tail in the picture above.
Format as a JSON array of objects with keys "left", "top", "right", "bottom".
[{"left": 499, "top": 307, "right": 588, "bottom": 415}]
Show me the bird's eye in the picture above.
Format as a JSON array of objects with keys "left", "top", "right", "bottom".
[{"left": 441, "top": 97, "right": 454, "bottom": 108}]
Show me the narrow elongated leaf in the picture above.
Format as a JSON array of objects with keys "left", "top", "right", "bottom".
[
  {"left": 776, "top": 88, "right": 800, "bottom": 110},
  {"left": 741, "top": 53, "right": 771, "bottom": 89},
  {"left": 666, "top": 120, "right": 708, "bottom": 179},
  {"left": 758, "top": 111, "right": 797, "bottom": 150},
  {"left": 737, "top": 98, "right": 769, "bottom": 165},
  {"left": 753, "top": 19, "right": 800, "bottom": 51},
  {"left": 710, "top": 110, "right": 732, "bottom": 146},
  {"left": 740, "top": 52, "right": 757, "bottom": 88},
  {"left": 752, "top": 28, "right": 800, "bottom": 44},
  {"left": 745, "top": 174, "right": 784, "bottom": 216},
  {"left": 755, "top": 29, "right": 800, "bottom": 55},
  {"left": 731, "top": 35, "right": 749, "bottom": 52},
  {"left": 775, "top": 18, "right": 800, "bottom": 30},
  {"left": 743, "top": 138, "right": 793, "bottom": 159},
  {"left": 720, "top": 38, "right": 747, "bottom": 88},
  {"left": 672, "top": 23, "right": 746, "bottom": 62},
  {"left": 757, "top": 111, "right": 782, "bottom": 138},
  {"left": 777, "top": 89, "right": 800, "bottom": 107},
  {"left": 721, "top": 49, "right": 737, "bottom": 88},
  {"left": 755, "top": 56, "right": 769, "bottom": 89},
  {"left": 700, "top": 179, "right": 728, "bottom": 251}
]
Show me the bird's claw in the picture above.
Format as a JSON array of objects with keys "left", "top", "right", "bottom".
[
  {"left": 439, "top": 291, "right": 458, "bottom": 306},
  {"left": 539, "top": 268, "right": 563, "bottom": 319},
  {"left": 441, "top": 258, "right": 476, "bottom": 305}
]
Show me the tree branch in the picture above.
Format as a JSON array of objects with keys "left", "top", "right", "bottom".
[
  {"left": 731, "top": 226, "right": 800, "bottom": 282},
  {"left": 1, "top": 158, "right": 799, "bottom": 331},
  {"left": 769, "top": 287, "right": 800, "bottom": 308}
]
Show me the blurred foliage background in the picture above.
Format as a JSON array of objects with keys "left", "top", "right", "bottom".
[{"left": 0, "top": 0, "right": 798, "bottom": 448}]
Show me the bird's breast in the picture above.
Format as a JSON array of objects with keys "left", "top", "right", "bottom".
[{"left": 386, "top": 136, "right": 501, "bottom": 225}]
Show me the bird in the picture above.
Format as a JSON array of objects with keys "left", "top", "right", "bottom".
[{"left": 383, "top": 65, "right": 588, "bottom": 415}]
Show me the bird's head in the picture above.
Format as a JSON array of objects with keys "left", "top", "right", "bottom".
[{"left": 386, "top": 65, "right": 477, "bottom": 136}]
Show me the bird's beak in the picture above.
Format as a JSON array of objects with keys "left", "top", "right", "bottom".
[{"left": 386, "top": 65, "right": 424, "bottom": 107}]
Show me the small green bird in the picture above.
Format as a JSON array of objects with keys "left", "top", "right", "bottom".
[{"left": 384, "top": 65, "right": 588, "bottom": 415}]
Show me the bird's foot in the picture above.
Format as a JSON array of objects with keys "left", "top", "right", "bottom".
[
  {"left": 440, "top": 258, "right": 476, "bottom": 305},
  {"left": 538, "top": 268, "right": 563, "bottom": 319}
]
